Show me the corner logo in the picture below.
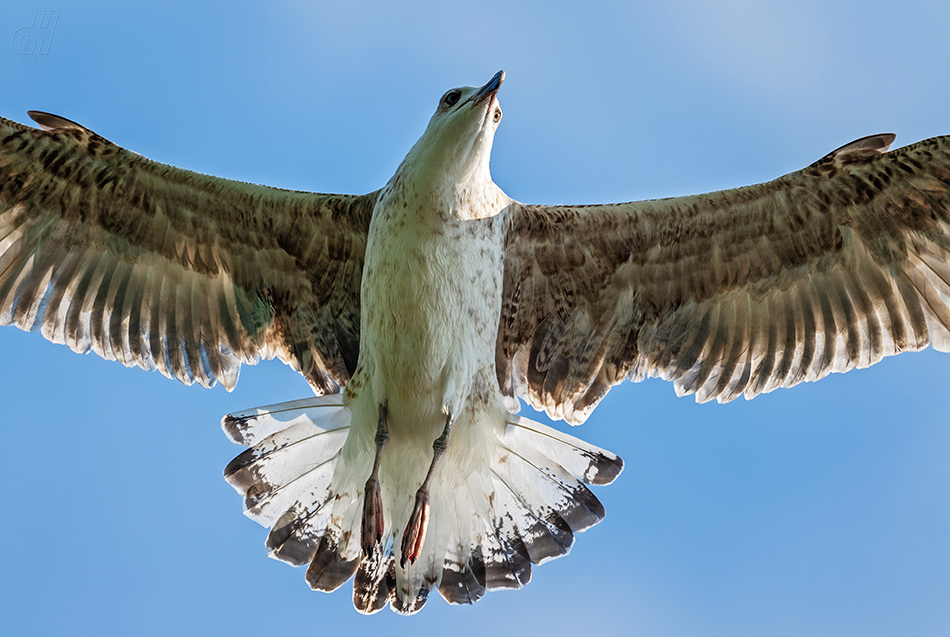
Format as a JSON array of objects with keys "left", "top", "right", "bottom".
[{"left": 12, "top": 10, "right": 60, "bottom": 62}]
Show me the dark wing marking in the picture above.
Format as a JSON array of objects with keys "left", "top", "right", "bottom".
[
  {"left": 498, "top": 133, "right": 950, "bottom": 423},
  {"left": 0, "top": 112, "right": 377, "bottom": 393}
]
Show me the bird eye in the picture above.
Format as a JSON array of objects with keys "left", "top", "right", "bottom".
[
  {"left": 493, "top": 108, "right": 502, "bottom": 123},
  {"left": 443, "top": 90, "right": 462, "bottom": 107}
]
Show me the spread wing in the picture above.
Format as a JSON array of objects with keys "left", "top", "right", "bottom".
[
  {"left": 0, "top": 111, "right": 377, "bottom": 393},
  {"left": 498, "top": 133, "right": 950, "bottom": 424}
]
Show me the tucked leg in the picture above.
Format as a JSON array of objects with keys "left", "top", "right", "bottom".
[
  {"left": 361, "top": 404, "right": 389, "bottom": 556},
  {"left": 400, "top": 412, "right": 454, "bottom": 567}
]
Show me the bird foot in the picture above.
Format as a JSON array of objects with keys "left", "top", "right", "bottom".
[
  {"left": 360, "top": 476, "right": 384, "bottom": 556},
  {"left": 400, "top": 489, "right": 430, "bottom": 567}
]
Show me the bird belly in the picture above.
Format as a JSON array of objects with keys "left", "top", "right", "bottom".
[{"left": 355, "top": 208, "right": 506, "bottom": 443}]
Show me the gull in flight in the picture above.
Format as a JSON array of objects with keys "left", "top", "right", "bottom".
[{"left": 2, "top": 71, "right": 949, "bottom": 614}]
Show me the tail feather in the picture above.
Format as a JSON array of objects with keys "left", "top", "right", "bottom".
[
  {"left": 503, "top": 415, "right": 623, "bottom": 485},
  {"left": 440, "top": 544, "right": 487, "bottom": 604},
  {"left": 390, "top": 576, "right": 432, "bottom": 614},
  {"left": 487, "top": 519, "right": 532, "bottom": 589},
  {"left": 222, "top": 396, "right": 346, "bottom": 446},
  {"left": 224, "top": 420, "right": 321, "bottom": 478},
  {"left": 438, "top": 479, "right": 489, "bottom": 605},
  {"left": 305, "top": 526, "right": 360, "bottom": 592},
  {"left": 305, "top": 458, "right": 367, "bottom": 592},
  {"left": 352, "top": 540, "right": 396, "bottom": 614},
  {"left": 222, "top": 401, "right": 622, "bottom": 614},
  {"left": 266, "top": 503, "right": 334, "bottom": 566}
]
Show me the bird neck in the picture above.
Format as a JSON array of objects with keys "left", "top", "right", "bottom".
[{"left": 389, "top": 151, "right": 507, "bottom": 222}]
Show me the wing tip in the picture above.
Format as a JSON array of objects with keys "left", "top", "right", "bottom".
[
  {"left": 812, "top": 132, "right": 898, "bottom": 168},
  {"left": 26, "top": 110, "right": 90, "bottom": 132}
]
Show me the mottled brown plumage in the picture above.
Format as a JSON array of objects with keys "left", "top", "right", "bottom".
[
  {"left": 0, "top": 112, "right": 376, "bottom": 394},
  {"left": 498, "top": 134, "right": 950, "bottom": 422}
]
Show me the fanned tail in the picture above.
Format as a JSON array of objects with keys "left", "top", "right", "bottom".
[{"left": 222, "top": 401, "right": 622, "bottom": 614}]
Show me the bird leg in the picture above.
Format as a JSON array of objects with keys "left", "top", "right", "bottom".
[
  {"left": 400, "top": 412, "right": 454, "bottom": 567},
  {"left": 360, "top": 404, "right": 389, "bottom": 556}
]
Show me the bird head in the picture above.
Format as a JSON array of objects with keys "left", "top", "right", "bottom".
[{"left": 399, "top": 71, "right": 505, "bottom": 197}]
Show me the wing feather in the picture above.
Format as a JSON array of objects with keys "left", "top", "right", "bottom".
[
  {"left": 0, "top": 112, "right": 376, "bottom": 392},
  {"left": 499, "top": 133, "right": 950, "bottom": 422}
]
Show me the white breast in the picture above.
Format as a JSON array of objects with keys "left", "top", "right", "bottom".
[{"left": 356, "top": 182, "right": 508, "bottom": 439}]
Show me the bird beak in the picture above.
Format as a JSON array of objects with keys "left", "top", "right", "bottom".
[{"left": 473, "top": 70, "right": 505, "bottom": 105}]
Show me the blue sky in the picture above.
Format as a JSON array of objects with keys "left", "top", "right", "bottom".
[{"left": 2, "top": 1, "right": 949, "bottom": 635}]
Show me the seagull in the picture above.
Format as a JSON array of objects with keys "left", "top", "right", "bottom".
[{"left": 1, "top": 70, "right": 949, "bottom": 614}]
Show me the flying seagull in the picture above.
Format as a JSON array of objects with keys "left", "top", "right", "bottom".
[{"left": 1, "top": 70, "right": 949, "bottom": 614}]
